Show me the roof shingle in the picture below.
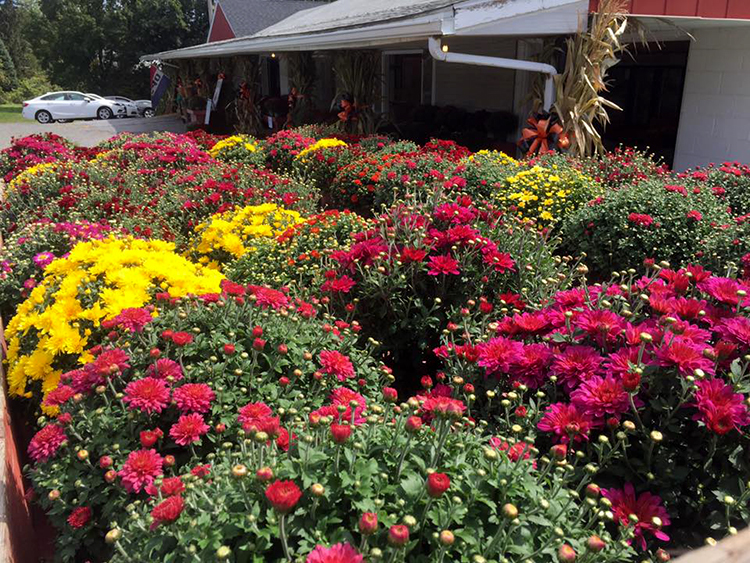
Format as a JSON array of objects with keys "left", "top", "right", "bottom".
[{"left": 218, "top": 0, "right": 330, "bottom": 38}]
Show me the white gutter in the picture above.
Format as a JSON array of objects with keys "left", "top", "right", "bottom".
[{"left": 427, "top": 36, "right": 557, "bottom": 111}]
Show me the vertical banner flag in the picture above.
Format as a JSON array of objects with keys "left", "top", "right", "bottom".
[
  {"left": 205, "top": 75, "right": 224, "bottom": 125},
  {"left": 150, "top": 64, "right": 170, "bottom": 112}
]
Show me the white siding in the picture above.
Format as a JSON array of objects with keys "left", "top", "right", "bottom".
[
  {"left": 674, "top": 27, "right": 750, "bottom": 170},
  {"left": 433, "top": 37, "right": 517, "bottom": 111}
]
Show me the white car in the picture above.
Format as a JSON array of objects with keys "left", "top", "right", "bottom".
[
  {"left": 105, "top": 96, "right": 154, "bottom": 118},
  {"left": 21, "top": 91, "right": 126, "bottom": 123}
]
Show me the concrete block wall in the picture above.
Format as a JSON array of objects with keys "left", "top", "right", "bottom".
[{"left": 674, "top": 27, "right": 750, "bottom": 170}]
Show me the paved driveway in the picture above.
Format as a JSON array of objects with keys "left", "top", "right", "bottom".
[{"left": 0, "top": 115, "right": 186, "bottom": 148}]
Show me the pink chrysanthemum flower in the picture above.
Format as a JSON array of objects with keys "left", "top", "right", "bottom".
[
  {"left": 28, "top": 424, "right": 67, "bottom": 463},
  {"left": 715, "top": 316, "right": 750, "bottom": 349},
  {"left": 537, "top": 402, "right": 594, "bottom": 443},
  {"left": 169, "top": 413, "right": 209, "bottom": 446},
  {"left": 692, "top": 378, "right": 750, "bottom": 435},
  {"left": 656, "top": 338, "right": 715, "bottom": 378},
  {"left": 570, "top": 375, "right": 633, "bottom": 420},
  {"left": 33, "top": 252, "right": 56, "bottom": 268},
  {"left": 119, "top": 449, "right": 164, "bottom": 493},
  {"left": 146, "top": 358, "right": 183, "bottom": 382},
  {"left": 572, "top": 309, "right": 627, "bottom": 346},
  {"left": 110, "top": 308, "right": 153, "bottom": 332},
  {"left": 550, "top": 345, "right": 603, "bottom": 391},
  {"left": 699, "top": 277, "right": 749, "bottom": 307},
  {"left": 602, "top": 483, "right": 670, "bottom": 550},
  {"left": 427, "top": 254, "right": 460, "bottom": 276},
  {"left": 42, "top": 385, "right": 76, "bottom": 408},
  {"left": 330, "top": 387, "right": 367, "bottom": 425},
  {"left": 477, "top": 336, "right": 524, "bottom": 376},
  {"left": 172, "top": 383, "right": 215, "bottom": 413},
  {"left": 122, "top": 377, "right": 171, "bottom": 415},
  {"left": 92, "top": 348, "right": 131, "bottom": 375},
  {"left": 422, "top": 395, "right": 466, "bottom": 418},
  {"left": 306, "top": 543, "right": 363, "bottom": 563},
  {"left": 318, "top": 350, "right": 355, "bottom": 381},
  {"left": 238, "top": 402, "right": 274, "bottom": 432}
]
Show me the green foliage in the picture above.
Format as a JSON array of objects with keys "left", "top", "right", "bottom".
[{"left": 0, "top": 37, "right": 18, "bottom": 91}]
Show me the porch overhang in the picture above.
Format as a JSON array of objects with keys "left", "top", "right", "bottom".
[{"left": 140, "top": 0, "right": 588, "bottom": 61}]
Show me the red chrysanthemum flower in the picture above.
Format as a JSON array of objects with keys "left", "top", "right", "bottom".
[
  {"left": 508, "top": 343, "right": 553, "bottom": 388},
  {"left": 628, "top": 213, "right": 654, "bottom": 227},
  {"left": 656, "top": 338, "right": 715, "bottom": 378},
  {"left": 329, "top": 387, "right": 367, "bottom": 424},
  {"left": 150, "top": 495, "right": 185, "bottom": 529},
  {"left": 321, "top": 275, "right": 356, "bottom": 293},
  {"left": 306, "top": 543, "right": 363, "bottom": 563},
  {"left": 692, "top": 378, "right": 750, "bottom": 435},
  {"left": 119, "top": 449, "right": 164, "bottom": 493},
  {"left": 489, "top": 437, "right": 533, "bottom": 463},
  {"left": 318, "top": 350, "right": 355, "bottom": 381},
  {"left": 170, "top": 331, "right": 193, "bottom": 346},
  {"left": 172, "top": 383, "right": 215, "bottom": 413},
  {"left": 92, "top": 348, "right": 131, "bottom": 376},
  {"left": 715, "top": 317, "right": 750, "bottom": 349},
  {"left": 602, "top": 483, "right": 670, "bottom": 550},
  {"left": 477, "top": 336, "right": 524, "bottom": 376},
  {"left": 570, "top": 375, "right": 633, "bottom": 420},
  {"left": 572, "top": 309, "right": 627, "bottom": 346},
  {"left": 699, "top": 277, "right": 749, "bottom": 307},
  {"left": 400, "top": 247, "right": 427, "bottom": 263},
  {"left": 421, "top": 395, "right": 466, "bottom": 418},
  {"left": 238, "top": 402, "right": 274, "bottom": 432},
  {"left": 42, "top": 385, "right": 76, "bottom": 408},
  {"left": 265, "top": 480, "right": 302, "bottom": 513},
  {"left": 160, "top": 476, "right": 185, "bottom": 497},
  {"left": 67, "top": 506, "right": 92, "bottom": 529},
  {"left": 146, "top": 358, "right": 183, "bottom": 382},
  {"left": 122, "top": 377, "right": 171, "bottom": 414},
  {"left": 427, "top": 472, "right": 450, "bottom": 498},
  {"left": 549, "top": 345, "right": 603, "bottom": 390},
  {"left": 170, "top": 413, "right": 209, "bottom": 446},
  {"left": 537, "top": 402, "right": 594, "bottom": 443},
  {"left": 427, "top": 254, "right": 460, "bottom": 276},
  {"left": 28, "top": 423, "right": 67, "bottom": 463}
]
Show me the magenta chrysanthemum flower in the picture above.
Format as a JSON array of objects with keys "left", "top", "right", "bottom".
[
  {"left": 421, "top": 395, "right": 466, "bottom": 418},
  {"left": 508, "top": 343, "right": 553, "bottom": 388},
  {"left": 715, "top": 317, "right": 750, "bottom": 349},
  {"left": 110, "top": 308, "right": 153, "bottom": 332},
  {"left": 699, "top": 277, "right": 749, "bottom": 307},
  {"left": 656, "top": 338, "right": 715, "bottom": 378},
  {"left": 92, "top": 348, "right": 131, "bottom": 375},
  {"left": 549, "top": 345, "right": 603, "bottom": 390},
  {"left": 238, "top": 402, "right": 274, "bottom": 432},
  {"left": 248, "top": 285, "right": 290, "bottom": 309},
  {"left": 306, "top": 543, "right": 363, "bottom": 563},
  {"left": 570, "top": 375, "right": 633, "bottom": 420},
  {"left": 537, "top": 403, "right": 593, "bottom": 443},
  {"left": 33, "top": 252, "right": 56, "bottom": 268},
  {"left": 28, "top": 424, "right": 67, "bottom": 463},
  {"left": 122, "top": 377, "right": 171, "bottom": 414},
  {"left": 172, "top": 383, "right": 215, "bottom": 413},
  {"left": 169, "top": 413, "right": 209, "bottom": 446},
  {"left": 318, "top": 350, "right": 355, "bottom": 381},
  {"left": 42, "top": 384, "right": 76, "bottom": 408},
  {"left": 602, "top": 483, "right": 670, "bottom": 550},
  {"left": 146, "top": 358, "right": 183, "bottom": 382},
  {"left": 119, "top": 449, "right": 164, "bottom": 493},
  {"left": 321, "top": 275, "right": 356, "bottom": 293},
  {"left": 427, "top": 254, "right": 460, "bottom": 276},
  {"left": 572, "top": 309, "right": 627, "bottom": 346},
  {"left": 477, "top": 336, "right": 524, "bottom": 376},
  {"left": 628, "top": 213, "right": 654, "bottom": 227},
  {"left": 498, "top": 311, "right": 552, "bottom": 337},
  {"left": 692, "top": 378, "right": 750, "bottom": 435}
]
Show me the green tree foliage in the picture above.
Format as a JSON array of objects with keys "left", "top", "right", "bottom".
[
  {"left": 0, "top": 37, "right": 18, "bottom": 91},
  {"left": 4, "top": 0, "right": 208, "bottom": 98}
]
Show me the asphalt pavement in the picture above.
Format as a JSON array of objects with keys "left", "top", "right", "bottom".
[{"left": 0, "top": 115, "right": 187, "bottom": 148}]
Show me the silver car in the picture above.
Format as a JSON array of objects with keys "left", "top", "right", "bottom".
[
  {"left": 21, "top": 91, "right": 126, "bottom": 123},
  {"left": 105, "top": 96, "right": 155, "bottom": 118}
]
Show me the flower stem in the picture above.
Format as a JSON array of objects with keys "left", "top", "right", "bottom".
[
  {"left": 279, "top": 514, "right": 291, "bottom": 561},
  {"left": 396, "top": 433, "right": 413, "bottom": 479}
]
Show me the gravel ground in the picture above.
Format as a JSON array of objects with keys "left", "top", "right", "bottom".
[{"left": 0, "top": 115, "right": 186, "bottom": 148}]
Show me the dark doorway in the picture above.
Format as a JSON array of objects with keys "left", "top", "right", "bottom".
[
  {"left": 603, "top": 41, "right": 689, "bottom": 167},
  {"left": 387, "top": 53, "right": 423, "bottom": 123}
]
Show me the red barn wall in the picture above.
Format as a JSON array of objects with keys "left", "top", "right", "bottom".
[
  {"left": 589, "top": 0, "right": 750, "bottom": 18},
  {"left": 208, "top": 5, "right": 235, "bottom": 43}
]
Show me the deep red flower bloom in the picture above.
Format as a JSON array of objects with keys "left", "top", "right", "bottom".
[
  {"left": 265, "top": 480, "right": 302, "bottom": 513},
  {"left": 427, "top": 254, "right": 460, "bottom": 276},
  {"left": 699, "top": 277, "right": 749, "bottom": 307},
  {"left": 42, "top": 385, "right": 75, "bottom": 409},
  {"left": 122, "top": 377, "right": 170, "bottom": 414},
  {"left": 319, "top": 350, "right": 355, "bottom": 381},
  {"left": 602, "top": 483, "right": 670, "bottom": 550},
  {"left": 67, "top": 506, "right": 91, "bottom": 529},
  {"left": 550, "top": 346, "right": 603, "bottom": 391},
  {"left": 249, "top": 285, "right": 290, "bottom": 309},
  {"left": 400, "top": 247, "right": 427, "bottom": 263},
  {"left": 150, "top": 495, "right": 185, "bottom": 529},
  {"left": 171, "top": 332, "right": 193, "bottom": 346},
  {"left": 140, "top": 429, "right": 162, "bottom": 448},
  {"left": 238, "top": 402, "right": 274, "bottom": 432},
  {"left": 170, "top": 413, "right": 209, "bottom": 446},
  {"left": 570, "top": 375, "right": 633, "bottom": 420},
  {"left": 537, "top": 402, "right": 594, "bottom": 443},
  {"left": 321, "top": 275, "right": 356, "bottom": 293},
  {"left": 427, "top": 472, "right": 450, "bottom": 497},
  {"left": 572, "top": 309, "right": 627, "bottom": 346},
  {"left": 656, "top": 338, "right": 715, "bottom": 377},
  {"left": 119, "top": 449, "right": 164, "bottom": 493},
  {"left": 330, "top": 423, "right": 352, "bottom": 444},
  {"left": 508, "top": 343, "right": 553, "bottom": 388},
  {"left": 172, "top": 383, "right": 215, "bottom": 413},
  {"left": 628, "top": 213, "right": 654, "bottom": 227},
  {"left": 160, "top": 476, "right": 185, "bottom": 496},
  {"left": 28, "top": 424, "right": 67, "bottom": 463},
  {"left": 421, "top": 395, "right": 466, "bottom": 419}
]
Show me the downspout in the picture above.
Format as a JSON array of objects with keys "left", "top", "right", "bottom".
[{"left": 428, "top": 37, "right": 557, "bottom": 111}]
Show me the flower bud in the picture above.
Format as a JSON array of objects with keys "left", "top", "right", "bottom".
[
  {"left": 105, "top": 529, "right": 122, "bottom": 544},
  {"left": 359, "top": 512, "right": 378, "bottom": 535},
  {"left": 232, "top": 464, "right": 248, "bottom": 479},
  {"left": 439, "top": 530, "right": 455, "bottom": 546},
  {"left": 388, "top": 524, "right": 410, "bottom": 546},
  {"left": 587, "top": 535, "right": 606, "bottom": 552},
  {"left": 256, "top": 467, "right": 274, "bottom": 482},
  {"left": 76, "top": 449, "right": 89, "bottom": 461},
  {"left": 406, "top": 416, "right": 423, "bottom": 433},
  {"left": 502, "top": 504, "right": 518, "bottom": 519},
  {"left": 311, "top": 483, "right": 325, "bottom": 497},
  {"left": 558, "top": 544, "right": 576, "bottom": 562},
  {"left": 216, "top": 546, "right": 231, "bottom": 560}
]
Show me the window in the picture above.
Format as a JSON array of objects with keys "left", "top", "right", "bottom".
[
  {"left": 66, "top": 93, "right": 87, "bottom": 101},
  {"left": 41, "top": 93, "right": 65, "bottom": 101}
]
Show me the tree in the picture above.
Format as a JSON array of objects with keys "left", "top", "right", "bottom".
[{"left": 0, "top": 38, "right": 18, "bottom": 91}]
